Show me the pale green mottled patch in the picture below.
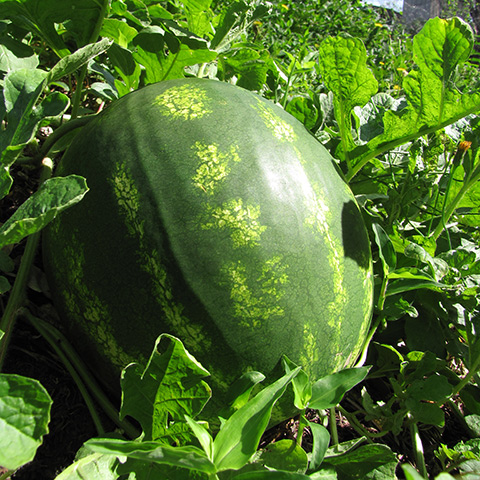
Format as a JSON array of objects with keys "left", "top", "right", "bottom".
[
  {"left": 153, "top": 84, "right": 211, "bottom": 120},
  {"left": 222, "top": 256, "right": 288, "bottom": 328},
  {"left": 298, "top": 324, "right": 321, "bottom": 376},
  {"left": 112, "top": 162, "right": 212, "bottom": 354},
  {"left": 201, "top": 198, "right": 267, "bottom": 248},
  {"left": 61, "top": 237, "right": 132, "bottom": 370},
  {"left": 143, "top": 247, "right": 212, "bottom": 352},
  {"left": 304, "top": 187, "right": 347, "bottom": 331},
  {"left": 110, "top": 165, "right": 144, "bottom": 238},
  {"left": 252, "top": 100, "right": 296, "bottom": 142},
  {"left": 192, "top": 142, "right": 240, "bottom": 195}
]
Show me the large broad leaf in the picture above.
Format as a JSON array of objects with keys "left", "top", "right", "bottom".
[
  {"left": 133, "top": 44, "right": 216, "bottom": 84},
  {"left": 120, "top": 334, "right": 211, "bottom": 443},
  {"left": 317, "top": 33, "right": 378, "bottom": 165},
  {"left": 0, "top": 175, "right": 89, "bottom": 247},
  {"left": 1, "top": 68, "right": 48, "bottom": 165},
  {"left": 47, "top": 38, "right": 113, "bottom": 84},
  {"left": 0, "top": 0, "right": 108, "bottom": 56},
  {"left": 0, "top": 373, "right": 52, "bottom": 470},
  {"left": 346, "top": 17, "right": 480, "bottom": 180}
]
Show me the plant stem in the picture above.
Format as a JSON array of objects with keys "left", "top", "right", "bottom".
[
  {"left": 329, "top": 407, "right": 339, "bottom": 446},
  {"left": 432, "top": 170, "right": 479, "bottom": 241},
  {"left": 282, "top": 58, "right": 297, "bottom": 109},
  {"left": 197, "top": 63, "right": 207, "bottom": 78},
  {"left": 408, "top": 414, "right": 427, "bottom": 478},
  {"left": 0, "top": 470, "right": 14, "bottom": 480},
  {"left": 337, "top": 405, "right": 382, "bottom": 441},
  {"left": 24, "top": 310, "right": 105, "bottom": 436},
  {"left": 0, "top": 159, "right": 53, "bottom": 371},
  {"left": 70, "top": 64, "right": 88, "bottom": 119},
  {"left": 23, "top": 311, "right": 140, "bottom": 439},
  {"left": 296, "top": 414, "right": 308, "bottom": 447},
  {"left": 38, "top": 115, "right": 94, "bottom": 160}
]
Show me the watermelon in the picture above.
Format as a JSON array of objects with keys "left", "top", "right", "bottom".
[{"left": 42, "top": 78, "right": 373, "bottom": 417}]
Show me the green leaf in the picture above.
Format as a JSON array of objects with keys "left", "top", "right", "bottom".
[
  {"left": 0, "top": 175, "right": 89, "bottom": 247},
  {"left": 120, "top": 334, "right": 211, "bottom": 442},
  {"left": 309, "top": 367, "right": 369, "bottom": 411},
  {"left": 0, "top": 0, "right": 108, "bottom": 56},
  {"left": 320, "top": 444, "right": 397, "bottom": 480},
  {"left": 210, "top": 0, "right": 250, "bottom": 51},
  {"left": 401, "top": 464, "right": 427, "bottom": 480},
  {"left": 233, "top": 471, "right": 310, "bottom": 480},
  {"left": 219, "top": 370, "right": 265, "bottom": 419},
  {"left": 133, "top": 43, "right": 216, "bottom": 84},
  {"left": 0, "top": 36, "right": 38, "bottom": 74},
  {"left": 317, "top": 33, "right": 378, "bottom": 164},
  {"left": 324, "top": 437, "right": 367, "bottom": 459},
  {"left": 318, "top": 34, "right": 378, "bottom": 113},
  {"left": 213, "top": 367, "right": 300, "bottom": 471},
  {"left": 0, "top": 275, "right": 10, "bottom": 294},
  {"left": 254, "top": 439, "right": 308, "bottom": 474},
  {"left": 185, "top": 415, "right": 213, "bottom": 461},
  {"left": 308, "top": 421, "right": 331, "bottom": 471},
  {"left": 413, "top": 17, "right": 473, "bottom": 94},
  {"left": 108, "top": 43, "right": 141, "bottom": 86},
  {"left": 47, "top": 38, "right": 113, "bottom": 84},
  {"left": 385, "top": 278, "right": 445, "bottom": 296},
  {"left": 132, "top": 25, "right": 167, "bottom": 53},
  {"left": 85, "top": 438, "right": 216, "bottom": 474},
  {"left": 53, "top": 453, "right": 118, "bottom": 480},
  {"left": 372, "top": 223, "right": 396, "bottom": 276},
  {"left": 0, "top": 373, "right": 52, "bottom": 470},
  {"left": 100, "top": 18, "right": 138, "bottom": 48},
  {"left": 0, "top": 166, "right": 13, "bottom": 199},
  {"left": 1, "top": 68, "right": 48, "bottom": 164},
  {"left": 282, "top": 356, "right": 312, "bottom": 410},
  {"left": 405, "top": 375, "right": 453, "bottom": 403},
  {"left": 221, "top": 47, "right": 269, "bottom": 91},
  {"left": 405, "top": 397, "right": 445, "bottom": 427},
  {"left": 347, "top": 17, "right": 480, "bottom": 181},
  {"left": 465, "top": 414, "right": 480, "bottom": 437},
  {"left": 286, "top": 96, "right": 318, "bottom": 130},
  {"left": 0, "top": 250, "right": 13, "bottom": 273}
]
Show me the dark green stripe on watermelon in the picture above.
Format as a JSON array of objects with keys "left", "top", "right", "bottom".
[{"left": 43, "top": 78, "right": 373, "bottom": 419}]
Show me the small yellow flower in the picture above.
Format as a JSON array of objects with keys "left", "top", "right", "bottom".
[
  {"left": 375, "top": 22, "right": 383, "bottom": 27},
  {"left": 393, "top": 85, "right": 401, "bottom": 90},
  {"left": 459, "top": 140, "right": 472, "bottom": 152},
  {"left": 379, "top": 61, "right": 385, "bottom": 65},
  {"left": 281, "top": 4, "right": 289, "bottom": 10}
]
